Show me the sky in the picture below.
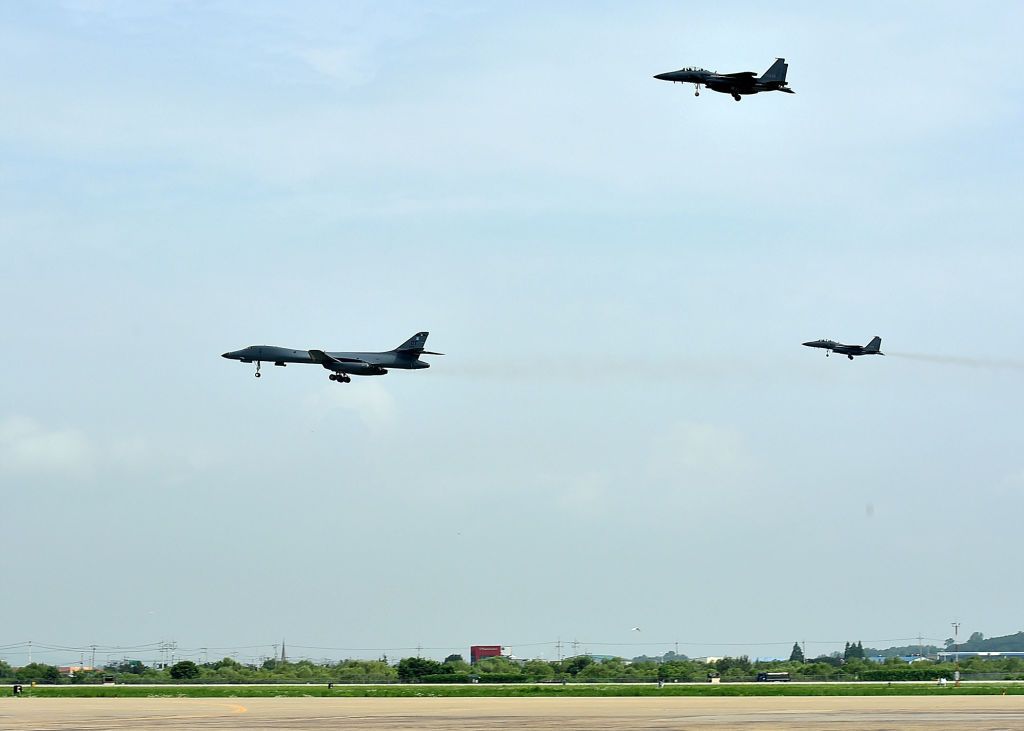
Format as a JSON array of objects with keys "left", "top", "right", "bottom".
[{"left": 2, "top": 1, "right": 1023, "bottom": 667}]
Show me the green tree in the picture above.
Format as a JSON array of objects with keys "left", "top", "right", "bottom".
[
  {"left": 522, "top": 659, "right": 555, "bottom": 680},
  {"left": 106, "top": 659, "right": 147, "bottom": 674},
  {"left": 211, "top": 657, "right": 244, "bottom": 671},
  {"left": 789, "top": 643, "right": 805, "bottom": 663},
  {"left": 561, "top": 656, "right": 593, "bottom": 676},
  {"left": 0, "top": 661, "right": 13, "bottom": 680},
  {"left": 168, "top": 660, "right": 200, "bottom": 680},
  {"left": 714, "top": 656, "right": 751, "bottom": 674},
  {"left": 474, "top": 656, "right": 521, "bottom": 675},
  {"left": 442, "top": 655, "right": 471, "bottom": 673},
  {"left": 396, "top": 657, "right": 445, "bottom": 681},
  {"left": 16, "top": 663, "right": 61, "bottom": 684}
]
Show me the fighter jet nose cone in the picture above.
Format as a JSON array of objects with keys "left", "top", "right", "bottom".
[
  {"left": 801, "top": 342, "right": 814, "bottom": 347},
  {"left": 654, "top": 73, "right": 668, "bottom": 80},
  {"left": 222, "top": 352, "right": 231, "bottom": 358}
]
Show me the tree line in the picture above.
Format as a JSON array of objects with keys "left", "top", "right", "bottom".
[{"left": 4, "top": 651, "right": 1024, "bottom": 685}]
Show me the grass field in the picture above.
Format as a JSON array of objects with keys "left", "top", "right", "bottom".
[{"left": 18, "top": 683, "right": 1024, "bottom": 698}]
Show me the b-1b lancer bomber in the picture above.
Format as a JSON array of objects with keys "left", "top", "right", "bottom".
[
  {"left": 803, "top": 336, "right": 884, "bottom": 360},
  {"left": 654, "top": 58, "right": 794, "bottom": 100},
  {"left": 222, "top": 332, "right": 442, "bottom": 383}
]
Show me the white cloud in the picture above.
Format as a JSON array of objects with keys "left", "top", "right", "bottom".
[
  {"left": 0, "top": 416, "right": 214, "bottom": 483},
  {"left": 0, "top": 416, "right": 95, "bottom": 475},
  {"left": 647, "top": 422, "right": 750, "bottom": 488},
  {"left": 553, "top": 471, "right": 613, "bottom": 519},
  {"left": 295, "top": 46, "right": 374, "bottom": 86},
  {"left": 309, "top": 381, "right": 397, "bottom": 432}
]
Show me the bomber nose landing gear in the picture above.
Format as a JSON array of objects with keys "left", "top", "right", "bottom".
[{"left": 329, "top": 373, "right": 351, "bottom": 383}]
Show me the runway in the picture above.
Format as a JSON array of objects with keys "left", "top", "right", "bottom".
[{"left": 4, "top": 695, "right": 1024, "bottom": 730}]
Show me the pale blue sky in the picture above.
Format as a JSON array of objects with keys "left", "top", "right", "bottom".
[{"left": 2, "top": 1, "right": 1022, "bottom": 666}]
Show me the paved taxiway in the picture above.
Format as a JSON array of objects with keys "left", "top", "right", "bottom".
[{"left": 4, "top": 695, "right": 1024, "bottom": 730}]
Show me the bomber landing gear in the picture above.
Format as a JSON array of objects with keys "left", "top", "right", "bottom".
[
  {"left": 329, "top": 374, "right": 351, "bottom": 383},
  {"left": 255, "top": 361, "right": 262, "bottom": 378}
]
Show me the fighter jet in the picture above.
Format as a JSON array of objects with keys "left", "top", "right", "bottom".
[
  {"left": 802, "top": 336, "right": 884, "bottom": 360},
  {"left": 654, "top": 58, "right": 794, "bottom": 101},
  {"left": 222, "top": 332, "right": 442, "bottom": 383}
]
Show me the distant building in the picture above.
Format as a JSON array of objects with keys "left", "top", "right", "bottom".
[
  {"left": 470, "top": 645, "right": 503, "bottom": 664},
  {"left": 937, "top": 651, "right": 1024, "bottom": 661},
  {"left": 58, "top": 666, "right": 94, "bottom": 675},
  {"left": 868, "top": 656, "right": 931, "bottom": 664}
]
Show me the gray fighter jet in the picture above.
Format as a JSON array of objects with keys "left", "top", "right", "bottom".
[
  {"left": 222, "top": 332, "right": 442, "bottom": 383},
  {"left": 654, "top": 58, "right": 794, "bottom": 101},
  {"left": 802, "top": 336, "right": 884, "bottom": 360}
]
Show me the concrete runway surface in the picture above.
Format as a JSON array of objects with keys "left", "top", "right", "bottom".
[{"left": 3, "top": 695, "right": 1024, "bottom": 730}]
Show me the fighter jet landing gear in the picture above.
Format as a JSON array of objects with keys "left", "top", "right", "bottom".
[
  {"left": 694, "top": 84, "right": 701, "bottom": 97},
  {"left": 254, "top": 361, "right": 262, "bottom": 378},
  {"left": 826, "top": 351, "right": 830, "bottom": 357},
  {"left": 848, "top": 354, "right": 854, "bottom": 360},
  {"left": 328, "top": 374, "right": 351, "bottom": 384},
  {"left": 732, "top": 94, "right": 741, "bottom": 101}
]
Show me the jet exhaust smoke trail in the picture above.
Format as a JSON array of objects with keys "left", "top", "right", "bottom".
[{"left": 888, "top": 352, "right": 1024, "bottom": 371}]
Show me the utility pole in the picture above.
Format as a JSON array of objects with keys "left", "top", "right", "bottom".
[
  {"left": 28, "top": 640, "right": 32, "bottom": 664},
  {"left": 952, "top": 622, "right": 961, "bottom": 687},
  {"left": 674, "top": 640, "right": 679, "bottom": 657},
  {"left": 90, "top": 645, "right": 97, "bottom": 670},
  {"left": 555, "top": 638, "right": 562, "bottom": 662}
]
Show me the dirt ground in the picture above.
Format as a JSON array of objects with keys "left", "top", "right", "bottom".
[{"left": 3, "top": 695, "right": 1024, "bottom": 730}]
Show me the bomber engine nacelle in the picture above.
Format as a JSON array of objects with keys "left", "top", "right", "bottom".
[{"left": 335, "top": 363, "right": 388, "bottom": 376}]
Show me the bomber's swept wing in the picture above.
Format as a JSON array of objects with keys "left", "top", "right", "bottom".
[{"left": 308, "top": 349, "right": 368, "bottom": 367}]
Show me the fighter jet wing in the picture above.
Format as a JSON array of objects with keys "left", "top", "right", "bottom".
[
  {"left": 723, "top": 71, "right": 757, "bottom": 78},
  {"left": 308, "top": 350, "right": 369, "bottom": 366}
]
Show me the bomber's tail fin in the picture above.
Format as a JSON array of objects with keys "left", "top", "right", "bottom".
[
  {"left": 394, "top": 331, "right": 443, "bottom": 356},
  {"left": 866, "top": 336, "right": 883, "bottom": 353},
  {"left": 760, "top": 57, "right": 788, "bottom": 82},
  {"left": 395, "top": 332, "right": 429, "bottom": 352}
]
